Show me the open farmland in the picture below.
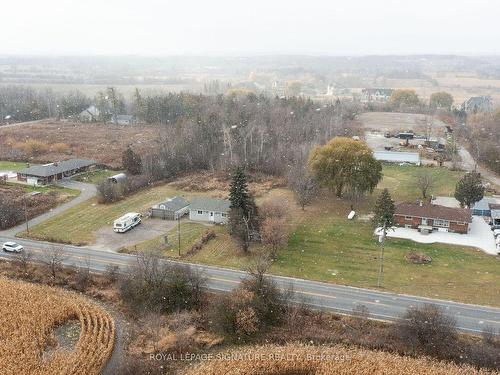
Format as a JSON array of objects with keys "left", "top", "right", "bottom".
[
  {"left": 0, "top": 277, "right": 114, "bottom": 375},
  {"left": 358, "top": 112, "right": 447, "bottom": 133},
  {"left": 183, "top": 344, "right": 494, "bottom": 375},
  {"left": 0, "top": 121, "right": 163, "bottom": 167}
]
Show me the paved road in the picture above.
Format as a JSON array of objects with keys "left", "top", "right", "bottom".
[
  {"left": 0, "top": 237, "right": 499, "bottom": 335},
  {"left": 459, "top": 147, "right": 500, "bottom": 188},
  {"left": 0, "top": 180, "right": 96, "bottom": 237}
]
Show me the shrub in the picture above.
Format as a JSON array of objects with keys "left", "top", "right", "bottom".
[
  {"left": 395, "top": 304, "right": 457, "bottom": 359},
  {"left": 119, "top": 252, "right": 206, "bottom": 314},
  {"left": 96, "top": 180, "right": 124, "bottom": 203},
  {"left": 51, "top": 142, "right": 71, "bottom": 153},
  {"left": 14, "top": 139, "right": 49, "bottom": 156}
]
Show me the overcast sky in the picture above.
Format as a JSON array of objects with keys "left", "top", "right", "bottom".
[{"left": 1, "top": 0, "right": 498, "bottom": 56}]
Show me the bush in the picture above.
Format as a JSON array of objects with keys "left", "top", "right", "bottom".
[
  {"left": 0, "top": 197, "right": 22, "bottom": 229},
  {"left": 14, "top": 139, "right": 49, "bottom": 156},
  {"left": 119, "top": 252, "right": 206, "bottom": 314},
  {"left": 96, "top": 180, "right": 124, "bottom": 203},
  {"left": 209, "top": 258, "right": 288, "bottom": 340},
  {"left": 395, "top": 304, "right": 457, "bottom": 359},
  {"left": 51, "top": 142, "right": 71, "bottom": 153}
]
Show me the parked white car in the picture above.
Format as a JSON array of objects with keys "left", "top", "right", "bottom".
[{"left": 2, "top": 242, "right": 24, "bottom": 253}]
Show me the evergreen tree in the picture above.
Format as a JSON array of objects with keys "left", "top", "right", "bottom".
[
  {"left": 372, "top": 189, "right": 395, "bottom": 228},
  {"left": 454, "top": 171, "right": 484, "bottom": 208},
  {"left": 122, "top": 146, "right": 142, "bottom": 175},
  {"left": 229, "top": 166, "right": 251, "bottom": 217}
]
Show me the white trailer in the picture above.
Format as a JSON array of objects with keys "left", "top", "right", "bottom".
[{"left": 113, "top": 212, "right": 141, "bottom": 233}]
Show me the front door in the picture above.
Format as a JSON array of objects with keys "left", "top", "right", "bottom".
[
  {"left": 422, "top": 218, "right": 428, "bottom": 225},
  {"left": 210, "top": 212, "right": 214, "bottom": 222}
]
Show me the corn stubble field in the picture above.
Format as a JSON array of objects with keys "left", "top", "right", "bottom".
[
  {"left": 183, "top": 344, "right": 494, "bottom": 375},
  {"left": 0, "top": 277, "right": 115, "bottom": 375}
]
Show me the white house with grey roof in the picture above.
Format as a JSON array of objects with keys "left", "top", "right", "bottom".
[
  {"left": 17, "top": 159, "right": 96, "bottom": 186},
  {"left": 151, "top": 196, "right": 190, "bottom": 220},
  {"left": 189, "top": 197, "right": 230, "bottom": 224}
]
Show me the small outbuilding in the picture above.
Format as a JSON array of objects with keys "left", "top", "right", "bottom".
[
  {"left": 189, "top": 197, "right": 230, "bottom": 224},
  {"left": 373, "top": 151, "right": 421, "bottom": 166},
  {"left": 108, "top": 173, "right": 127, "bottom": 184},
  {"left": 151, "top": 196, "right": 190, "bottom": 220}
]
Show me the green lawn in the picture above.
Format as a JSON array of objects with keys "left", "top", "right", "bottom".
[
  {"left": 18, "top": 184, "right": 207, "bottom": 245},
  {"left": 8, "top": 183, "right": 81, "bottom": 197},
  {"left": 73, "top": 169, "right": 120, "bottom": 184},
  {"left": 0, "top": 161, "right": 27, "bottom": 171},
  {"left": 19, "top": 165, "right": 500, "bottom": 306},
  {"left": 120, "top": 222, "right": 209, "bottom": 256},
  {"left": 377, "top": 164, "right": 464, "bottom": 201}
]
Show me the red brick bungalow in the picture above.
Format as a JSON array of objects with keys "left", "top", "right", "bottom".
[{"left": 394, "top": 203, "right": 472, "bottom": 234}]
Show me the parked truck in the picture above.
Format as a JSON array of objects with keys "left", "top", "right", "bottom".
[{"left": 113, "top": 212, "right": 141, "bottom": 233}]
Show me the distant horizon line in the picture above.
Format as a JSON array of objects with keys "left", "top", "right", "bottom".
[{"left": 1, "top": 53, "right": 500, "bottom": 59}]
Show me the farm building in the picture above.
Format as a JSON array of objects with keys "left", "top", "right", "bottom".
[
  {"left": 373, "top": 151, "right": 421, "bottom": 166},
  {"left": 79, "top": 105, "right": 100, "bottom": 122},
  {"left": 461, "top": 96, "right": 492, "bottom": 113},
  {"left": 17, "top": 159, "right": 96, "bottom": 186},
  {"left": 360, "top": 88, "right": 393, "bottom": 103},
  {"left": 151, "top": 196, "right": 190, "bottom": 220},
  {"left": 394, "top": 202, "right": 472, "bottom": 234},
  {"left": 189, "top": 197, "right": 230, "bottom": 224}
]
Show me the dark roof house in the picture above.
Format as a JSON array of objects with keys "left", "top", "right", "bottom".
[{"left": 17, "top": 159, "right": 96, "bottom": 185}]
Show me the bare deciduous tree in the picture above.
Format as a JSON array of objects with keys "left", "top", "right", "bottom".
[
  {"left": 416, "top": 171, "right": 435, "bottom": 199},
  {"left": 13, "top": 249, "right": 34, "bottom": 278},
  {"left": 39, "top": 246, "right": 69, "bottom": 278},
  {"left": 261, "top": 218, "right": 288, "bottom": 258}
]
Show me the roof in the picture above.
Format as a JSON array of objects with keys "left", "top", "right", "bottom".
[
  {"left": 19, "top": 159, "right": 96, "bottom": 177},
  {"left": 395, "top": 203, "right": 472, "bottom": 223},
  {"left": 373, "top": 151, "right": 420, "bottom": 164},
  {"left": 153, "top": 196, "right": 190, "bottom": 212},
  {"left": 362, "top": 88, "right": 393, "bottom": 95},
  {"left": 189, "top": 197, "right": 230, "bottom": 213},
  {"left": 472, "top": 198, "right": 494, "bottom": 211},
  {"left": 114, "top": 212, "right": 141, "bottom": 223},
  {"left": 80, "top": 105, "right": 99, "bottom": 117}
]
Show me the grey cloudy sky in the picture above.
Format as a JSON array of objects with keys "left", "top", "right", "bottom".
[{"left": 1, "top": 0, "right": 498, "bottom": 55}]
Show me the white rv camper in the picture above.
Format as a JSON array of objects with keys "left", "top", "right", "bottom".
[{"left": 113, "top": 212, "right": 142, "bottom": 233}]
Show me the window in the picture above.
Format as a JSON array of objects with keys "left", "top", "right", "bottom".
[
  {"left": 405, "top": 224, "right": 412, "bottom": 229},
  {"left": 405, "top": 216, "right": 412, "bottom": 220},
  {"left": 433, "top": 219, "right": 450, "bottom": 227},
  {"left": 221, "top": 213, "right": 227, "bottom": 217},
  {"left": 197, "top": 210, "right": 203, "bottom": 215}
]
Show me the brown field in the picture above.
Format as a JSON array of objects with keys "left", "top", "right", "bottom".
[
  {"left": 0, "top": 277, "right": 115, "bottom": 375},
  {"left": 0, "top": 121, "right": 163, "bottom": 167},
  {"left": 358, "top": 111, "right": 447, "bottom": 133},
  {"left": 183, "top": 344, "right": 492, "bottom": 375}
]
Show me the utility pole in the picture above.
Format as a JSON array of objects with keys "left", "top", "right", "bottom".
[
  {"left": 24, "top": 194, "right": 29, "bottom": 234},
  {"left": 377, "top": 222, "right": 387, "bottom": 288},
  {"left": 177, "top": 216, "right": 181, "bottom": 257}
]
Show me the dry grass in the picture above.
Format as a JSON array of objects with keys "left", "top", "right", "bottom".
[
  {"left": 0, "top": 277, "right": 115, "bottom": 375},
  {"left": 0, "top": 121, "right": 163, "bottom": 167},
  {"left": 183, "top": 344, "right": 493, "bottom": 375}
]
